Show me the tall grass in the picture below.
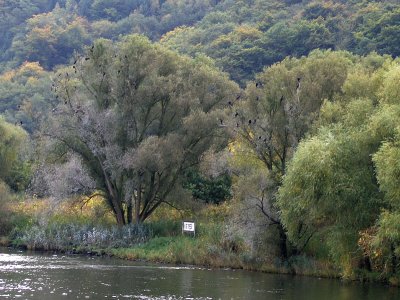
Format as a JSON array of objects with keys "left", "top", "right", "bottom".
[{"left": 14, "top": 223, "right": 152, "bottom": 251}]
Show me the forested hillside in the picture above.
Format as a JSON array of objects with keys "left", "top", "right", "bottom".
[
  {"left": 2, "top": 0, "right": 400, "bottom": 130},
  {"left": 1, "top": 0, "right": 400, "bottom": 285}
]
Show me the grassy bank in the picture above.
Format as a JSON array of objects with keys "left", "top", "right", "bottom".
[
  {"left": 6, "top": 217, "right": 340, "bottom": 279},
  {"left": 109, "top": 235, "right": 339, "bottom": 278},
  {"left": 2, "top": 198, "right": 396, "bottom": 284}
]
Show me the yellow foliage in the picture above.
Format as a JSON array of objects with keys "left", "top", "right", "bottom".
[
  {"left": 234, "top": 25, "right": 262, "bottom": 41},
  {"left": 160, "top": 26, "right": 193, "bottom": 43},
  {"left": 211, "top": 25, "right": 261, "bottom": 48},
  {"left": 0, "top": 61, "right": 44, "bottom": 83},
  {"left": 201, "top": 201, "right": 232, "bottom": 221},
  {"left": 10, "top": 195, "right": 114, "bottom": 225},
  {"left": 30, "top": 25, "right": 55, "bottom": 40},
  {"left": 0, "top": 70, "right": 16, "bottom": 82}
]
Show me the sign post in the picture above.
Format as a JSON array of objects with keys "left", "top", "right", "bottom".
[{"left": 182, "top": 221, "right": 196, "bottom": 237}]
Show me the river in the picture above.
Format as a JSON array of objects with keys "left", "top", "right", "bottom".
[{"left": 0, "top": 247, "right": 398, "bottom": 299}]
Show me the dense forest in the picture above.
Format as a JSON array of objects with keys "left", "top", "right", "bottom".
[{"left": 1, "top": 0, "right": 400, "bottom": 284}]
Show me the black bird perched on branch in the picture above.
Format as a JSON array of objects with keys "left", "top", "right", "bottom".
[
  {"left": 256, "top": 81, "right": 263, "bottom": 88},
  {"left": 296, "top": 77, "right": 301, "bottom": 90}
]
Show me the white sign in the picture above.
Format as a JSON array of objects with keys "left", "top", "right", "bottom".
[{"left": 182, "top": 222, "right": 195, "bottom": 232}]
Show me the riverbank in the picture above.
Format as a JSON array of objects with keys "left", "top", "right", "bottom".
[
  {"left": 108, "top": 236, "right": 340, "bottom": 278},
  {"left": 0, "top": 232, "right": 340, "bottom": 280},
  {"left": 1, "top": 199, "right": 397, "bottom": 286},
  {"left": 4, "top": 231, "right": 398, "bottom": 286}
]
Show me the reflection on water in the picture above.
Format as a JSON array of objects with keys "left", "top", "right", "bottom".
[{"left": 0, "top": 247, "right": 398, "bottom": 299}]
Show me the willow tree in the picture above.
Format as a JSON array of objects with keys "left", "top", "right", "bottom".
[
  {"left": 40, "top": 35, "right": 239, "bottom": 225},
  {"left": 0, "top": 117, "right": 29, "bottom": 191},
  {"left": 229, "top": 50, "right": 353, "bottom": 258},
  {"left": 277, "top": 56, "right": 398, "bottom": 273}
]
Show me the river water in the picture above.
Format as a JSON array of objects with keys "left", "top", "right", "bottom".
[{"left": 0, "top": 247, "right": 398, "bottom": 299}]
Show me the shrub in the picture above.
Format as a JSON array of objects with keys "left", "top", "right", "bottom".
[{"left": 0, "top": 181, "right": 13, "bottom": 235}]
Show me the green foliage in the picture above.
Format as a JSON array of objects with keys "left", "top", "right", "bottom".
[
  {"left": 370, "top": 99, "right": 400, "bottom": 277},
  {"left": 277, "top": 116, "right": 381, "bottom": 262},
  {"left": 9, "top": 5, "right": 91, "bottom": 69},
  {"left": 146, "top": 220, "right": 181, "bottom": 237},
  {"left": 277, "top": 58, "right": 400, "bottom": 278},
  {"left": 164, "top": 17, "right": 336, "bottom": 85},
  {"left": 162, "top": 0, "right": 400, "bottom": 85},
  {"left": 374, "top": 141, "right": 400, "bottom": 207},
  {"left": 0, "top": 62, "right": 54, "bottom": 133},
  {"left": 353, "top": 6, "right": 400, "bottom": 57},
  {"left": 41, "top": 34, "right": 239, "bottom": 225},
  {"left": 111, "top": 221, "right": 247, "bottom": 267},
  {"left": 184, "top": 169, "right": 231, "bottom": 204},
  {"left": 0, "top": 117, "right": 30, "bottom": 191},
  {"left": 1, "top": 0, "right": 400, "bottom": 85},
  {"left": 0, "top": 181, "right": 13, "bottom": 235}
]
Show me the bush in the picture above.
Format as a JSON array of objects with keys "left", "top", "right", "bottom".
[
  {"left": 0, "top": 181, "right": 13, "bottom": 235},
  {"left": 183, "top": 169, "right": 232, "bottom": 204},
  {"left": 147, "top": 220, "right": 181, "bottom": 237}
]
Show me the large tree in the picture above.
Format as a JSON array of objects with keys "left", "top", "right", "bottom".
[
  {"left": 39, "top": 35, "right": 239, "bottom": 225},
  {"left": 229, "top": 50, "right": 353, "bottom": 258},
  {"left": 277, "top": 56, "right": 400, "bottom": 275}
]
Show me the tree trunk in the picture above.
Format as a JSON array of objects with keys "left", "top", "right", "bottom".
[
  {"left": 127, "top": 196, "right": 133, "bottom": 224},
  {"left": 135, "top": 184, "right": 142, "bottom": 224},
  {"left": 102, "top": 167, "right": 126, "bottom": 226},
  {"left": 277, "top": 223, "right": 288, "bottom": 259},
  {"left": 390, "top": 243, "right": 396, "bottom": 274},
  {"left": 112, "top": 196, "right": 125, "bottom": 226}
]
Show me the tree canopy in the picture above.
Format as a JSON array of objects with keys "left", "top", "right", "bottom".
[
  {"left": 38, "top": 35, "right": 239, "bottom": 225},
  {"left": 277, "top": 57, "right": 400, "bottom": 276}
]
